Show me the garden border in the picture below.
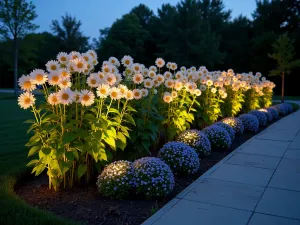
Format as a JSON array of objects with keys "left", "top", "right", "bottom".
[{"left": 141, "top": 112, "right": 293, "bottom": 225}]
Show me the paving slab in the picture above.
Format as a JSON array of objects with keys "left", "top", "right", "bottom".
[
  {"left": 256, "top": 129, "right": 296, "bottom": 141},
  {"left": 239, "top": 139, "right": 289, "bottom": 157},
  {"left": 248, "top": 213, "right": 300, "bottom": 225},
  {"left": 152, "top": 199, "right": 252, "bottom": 225},
  {"left": 255, "top": 187, "right": 300, "bottom": 220},
  {"left": 225, "top": 152, "right": 280, "bottom": 169},
  {"left": 284, "top": 149, "right": 300, "bottom": 159},
  {"left": 209, "top": 164, "right": 274, "bottom": 186},
  {"left": 269, "top": 158, "right": 300, "bottom": 191},
  {"left": 289, "top": 136, "right": 300, "bottom": 149},
  {"left": 183, "top": 179, "right": 264, "bottom": 211}
]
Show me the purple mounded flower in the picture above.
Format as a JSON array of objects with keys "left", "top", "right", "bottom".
[
  {"left": 258, "top": 108, "right": 273, "bottom": 122},
  {"left": 221, "top": 117, "right": 244, "bottom": 135},
  {"left": 133, "top": 157, "right": 174, "bottom": 199},
  {"left": 248, "top": 110, "right": 267, "bottom": 127},
  {"left": 239, "top": 114, "right": 259, "bottom": 133},
  {"left": 272, "top": 104, "right": 287, "bottom": 116},
  {"left": 282, "top": 103, "right": 293, "bottom": 113},
  {"left": 214, "top": 122, "right": 235, "bottom": 141},
  {"left": 176, "top": 129, "right": 211, "bottom": 158},
  {"left": 267, "top": 107, "right": 279, "bottom": 119},
  {"left": 202, "top": 125, "right": 232, "bottom": 149},
  {"left": 158, "top": 141, "right": 200, "bottom": 175},
  {"left": 96, "top": 160, "right": 134, "bottom": 199}
]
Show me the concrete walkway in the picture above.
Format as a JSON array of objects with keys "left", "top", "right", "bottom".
[{"left": 143, "top": 109, "right": 300, "bottom": 225}]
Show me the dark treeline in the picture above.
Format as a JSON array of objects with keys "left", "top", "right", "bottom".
[{"left": 0, "top": 0, "right": 299, "bottom": 95}]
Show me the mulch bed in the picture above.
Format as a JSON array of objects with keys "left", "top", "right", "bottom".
[{"left": 16, "top": 122, "right": 274, "bottom": 225}]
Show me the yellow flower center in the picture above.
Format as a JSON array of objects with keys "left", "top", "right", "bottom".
[
  {"left": 158, "top": 77, "right": 163, "bottom": 82},
  {"left": 83, "top": 56, "right": 89, "bottom": 61},
  {"left": 134, "top": 66, "right": 139, "bottom": 71},
  {"left": 87, "top": 64, "right": 91, "bottom": 69},
  {"left": 125, "top": 59, "right": 130, "bottom": 65},
  {"left": 111, "top": 59, "right": 115, "bottom": 64},
  {"left": 77, "top": 62, "right": 84, "bottom": 69},
  {"left": 50, "top": 65, "right": 57, "bottom": 70},
  {"left": 107, "top": 77, "right": 112, "bottom": 82},
  {"left": 104, "top": 67, "right": 110, "bottom": 73},
  {"left": 36, "top": 74, "right": 43, "bottom": 82},
  {"left": 146, "top": 82, "right": 151, "bottom": 86},
  {"left": 157, "top": 61, "right": 162, "bottom": 65},
  {"left": 62, "top": 80, "right": 68, "bottom": 86},
  {"left": 91, "top": 79, "right": 97, "bottom": 85},
  {"left": 100, "top": 89, "right": 107, "bottom": 94},
  {"left": 136, "top": 76, "right": 141, "bottom": 82},
  {"left": 24, "top": 81, "right": 31, "bottom": 89},
  {"left": 24, "top": 97, "right": 31, "bottom": 104},
  {"left": 61, "top": 71, "right": 68, "bottom": 77},
  {"left": 82, "top": 94, "right": 90, "bottom": 101},
  {"left": 111, "top": 91, "right": 117, "bottom": 98},
  {"left": 61, "top": 93, "right": 69, "bottom": 100},
  {"left": 52, "top": 96, "right": 58, "bottom": 103},
  {"left": 134, "top": 92, "right": 140, "bottom": 97},
  {"left": 61, "top": 56, "right": 67, "bottom": 62},
  {"left": 52, "top": 76, "right": 59, "bottom": 83},
  {"left": 72, "top": 55, "right": 78, "bottom": 59}
]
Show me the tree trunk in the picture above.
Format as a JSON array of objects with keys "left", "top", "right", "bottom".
[
  {"left": 281, "top": 72, "right": 285, "bottom": 103},
  {"left": 13, "top": 37, "right": 19, "bottom": 96}
]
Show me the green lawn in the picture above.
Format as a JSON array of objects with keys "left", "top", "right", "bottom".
[{"left": 0, "top": 96, "right": 76, "bottom": 225}]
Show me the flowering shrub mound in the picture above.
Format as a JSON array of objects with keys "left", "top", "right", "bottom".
[
  {"left": 133, "top": 157, "right": 175, "bottom": 198},
  {"left": 239, "top": 114, "right": 259, "bottom": 133},
  {"left": 258, "top": 109, "right": 273, "bottom": 122},
  {"left": 272, "top": 104, "right": 287, "bottom": 116},
  {"left": 282, "top": 103, "right": 293, "bottom": 113},
  {"left": 221, "top": 117, "right": 244, "bottom": 135},
  {"left": 267, "top": 107, "right": 279, "bottom": 119},
  {"left": 214, "top": 122, "right": 235, "bottom": 141},
  {"left": 202, "top": 125, "right": 232, "bottom": 149},
  {"left": 176, "top": 129, "right": 211, "bottom": 158},
  {"left": 96, "top": 160, "right": 133, "bottom": 199},
  {"left": 158, "top": 142, "right": 200, "bottom": 175},
  {"left": 248, "top": 110, "right": 267, "bottom": 127}
]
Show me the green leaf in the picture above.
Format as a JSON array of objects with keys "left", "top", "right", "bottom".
[
  {"left": 24, "top": 119, "right": 35, "bottom": 124},
  {"left": 117, "top": 132, "right": 126, "bottom": 144},
  {"left": 108, "top": 108, "right": 121, "bottom": 115},
  {"left": 126, "top": 105, "right": 137, "bottom": 112},
  {"left": 28, "top": 145, "right": 40, "bottom": 157},
  {"left": 41, "top": 147, "right": 51, "bottom": 155},
  {"left": 124, "top": 114, "right": 136, "bottom": 126},
  {"left": 99, "top": 148, "right": 108, "bottom": 161},
  {"left": 32, "top": 163, "right": 46, "bottom": 176},
  {"left": 26, "top": 159, "right": 39, "bottom": 167},
  {"left": 58, "top": 161, "right": 71, "bottom": 175},
  {"left": 93, "top": 130, "right": 103, "bottom": 140},
  {"left": 75, "top": 128, "right": 89, "bottom": 139},
  {"left": 65, "top": 151, "right": 74, "bottom": 161},
  {"left": 116, "top": 139, "right": 126, "bottom": 151},
  {"left": 77, "top": 164, "right": 87, "bottom": 179},
  {"left": 62, "top": 132, "right": 76, "bottom": 145},
  {"left": 104, "top": 137, "right": 116, "bottom": 150}
]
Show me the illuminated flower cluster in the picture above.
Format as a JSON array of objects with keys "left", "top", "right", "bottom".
[
  {"left": 176, "top": 129, "right": 211, "bottom": 158},
  {"left": 258, "top": 109, "right": 273, "bottom": 122},
  {"left": 214, "top": 122, "right": 235, "bottom": 141},
  {"left": 238, "top": 114, "right": 259, "bottom": 133},
  {"left": 248, "top": 110, "right": 267, "bottom": 127},
  {"left": 96, "top": 160, "right": 134, "bottom": 199},
  {"left": 132, "top": 157, "right": 174, "bottom": 198},
  {"left": 267, "top": 107, "right": 279, "bottom": 119},
  {"left": 158, "top": 141, "right": 200, "bottom": 175},
  {"left": 202, "top": 125, "right": 232, "bottom": 149},
  {"left": 221, "top": 117, "right": 244, "bottom": 135}
]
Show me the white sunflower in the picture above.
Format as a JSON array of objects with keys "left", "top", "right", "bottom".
[
  {"left": 29, "top": 69, "right": 48, "bottom": 85},
  {"left": 18, "top": 92, "right": 36, "bottom": 109},
  {"left": 80, "top": 89, "right": 95, "bottom": 106},
  {"left": 57, "top": 88, "right": 74, "bottom": 105},
  {"left": 97, "top": 84, "right": 111, "bottom": 98},
  {"left": 46, "top": 60, "right": 60, "bottom": 73},
  {"left": 18, "top": 75, "right": 36, "bottom": 91},
  {"left": 57, "top": 52, "right": 69, "bottom": 64}
]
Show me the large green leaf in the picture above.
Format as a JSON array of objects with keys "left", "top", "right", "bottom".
[
  {"left": 28, "top": 145, "right": 41, "bottom": 157},
  {"left": 77, "top": 164, "right": 87, "bottom": 179},
  {"left": 26, "top": 159, "right": 39, "bottom": 167},
  {"left": 104, "top": 137, "right": 116, "bottom": 150},
  {"left": 62, "top": 132, "right": 76, "bottom": 145}
]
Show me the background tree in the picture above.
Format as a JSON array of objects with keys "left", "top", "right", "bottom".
[
  {"left": 0, "top": 0, "right": 38, "bottom": 95},
  {"left": 268, "top": 33, "right": 300, "bottom": 102},
  {"left": 51, "top": 13, "right": 89, "bottom": 52}
]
